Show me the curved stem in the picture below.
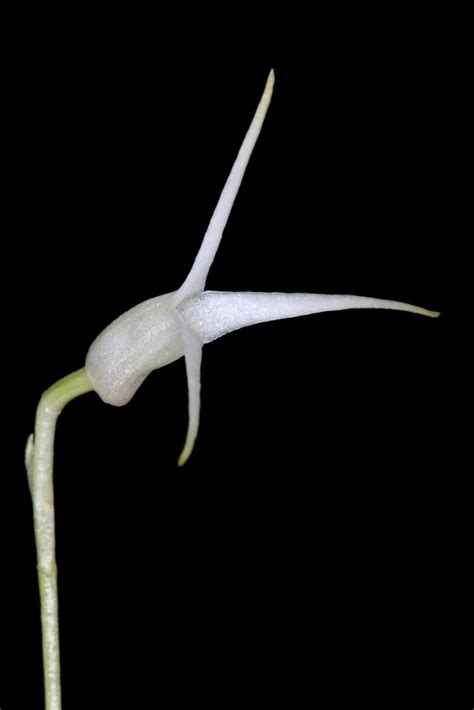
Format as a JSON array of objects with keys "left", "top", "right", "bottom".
[{"left": 27, "top": 368, "right": 93, "bottom": 710}]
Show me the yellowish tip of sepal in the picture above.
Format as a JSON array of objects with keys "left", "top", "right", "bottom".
[
  {"left": 177, "top": 441, "right": 194, "bottom": 467},
  {"left": 265, "top": 68, "right": 275, "bottom": 96}
]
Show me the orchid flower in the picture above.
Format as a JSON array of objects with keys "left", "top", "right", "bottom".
[
  {"left": 85, "top": 68, "right": 439, "bottom": 466},
  {"left": 28, "top": 69, "right": 439, "bottom": 710}
]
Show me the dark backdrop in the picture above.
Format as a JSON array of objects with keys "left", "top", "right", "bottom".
[{"left": 1, "top": 9, "right": 462, "bottom": 709}]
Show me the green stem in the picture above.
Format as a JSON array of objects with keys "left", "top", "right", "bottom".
[{"left": 27, "top": 368, "right": 93, "bottom": 710}]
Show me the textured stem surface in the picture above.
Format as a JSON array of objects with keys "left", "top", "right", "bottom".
[{"left": 29, "top": 368, "right": 93, "bottom": 710}]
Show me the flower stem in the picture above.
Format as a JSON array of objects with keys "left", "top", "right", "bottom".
[{"left": 27, "top": 368, "right": 93, "bottom": 710}]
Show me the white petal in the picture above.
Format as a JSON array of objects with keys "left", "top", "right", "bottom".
[
  {"left": 179, "top": 290, "right": 440, "bottom": 343},
  {"left": 174, "top": 69, "right": 275, "bottom": 304},
  {"left": 177, "top": 319, "right": 204, "bottom": 466}
]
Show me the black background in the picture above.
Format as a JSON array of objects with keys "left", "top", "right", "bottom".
[{"left": 0, "top": 8, "right": 464, "bottom": 709}]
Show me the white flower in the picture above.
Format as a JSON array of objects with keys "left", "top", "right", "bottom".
[{"left": 85, "top": 70, "right": 438, "bottom": 465}]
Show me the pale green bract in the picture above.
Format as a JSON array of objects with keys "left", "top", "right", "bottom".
[{"left": 85, "top": 69, "right": 439, "bottom": 466}]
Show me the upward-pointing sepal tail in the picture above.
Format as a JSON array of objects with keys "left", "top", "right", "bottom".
[{"left": 174, "top": 69, "right": 275, "bottom": 304}]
